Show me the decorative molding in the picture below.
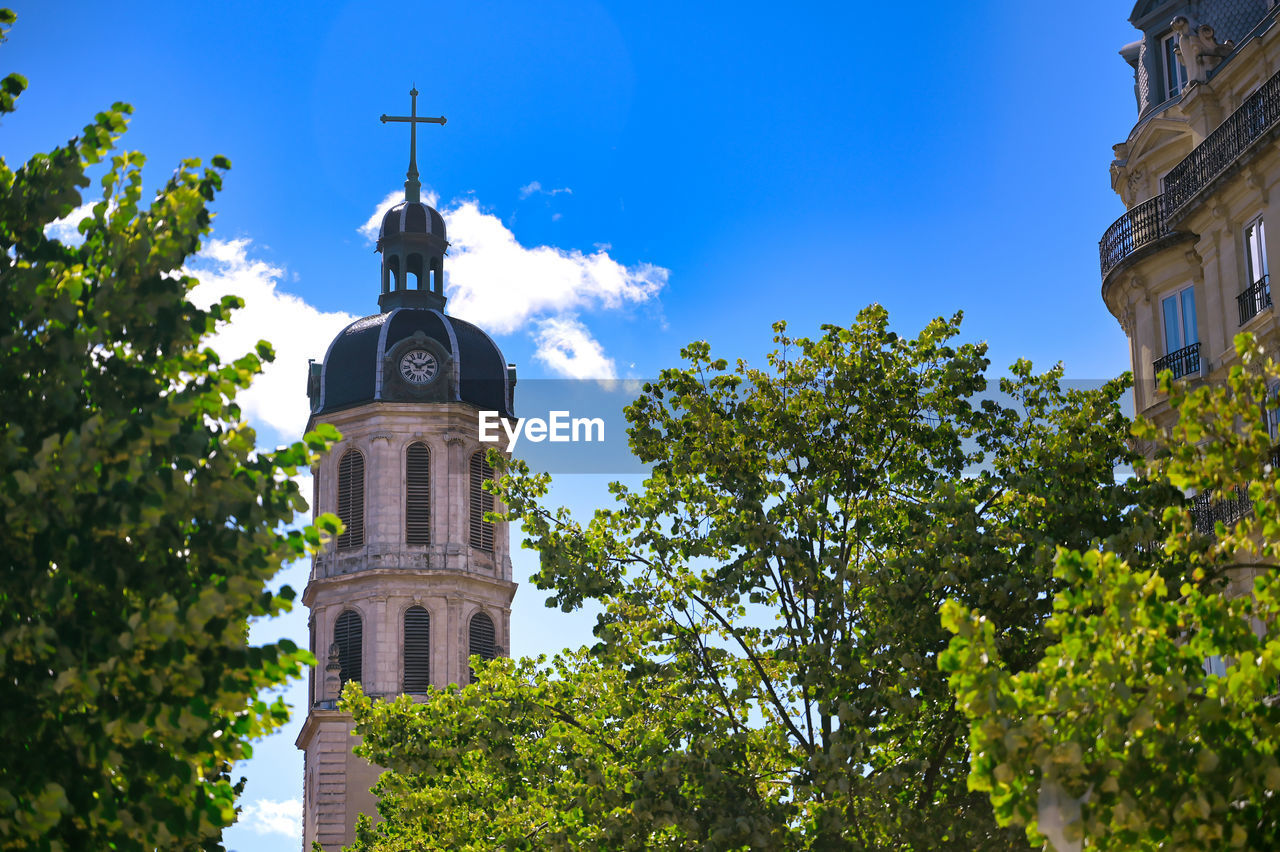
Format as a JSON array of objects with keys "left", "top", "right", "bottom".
[
  {"left": 1184, "top": 247, "right": 1205, "bottom": 283},
  {"left": 1246, "top": 164, "right": 1270, "bottom": 204},
  {"left": 1210, "top": 203, "right": 1233, "bottom": 236},
  {"left": 1126, "top": 167, "right": 1145, "bottom": 194},
  {"left": 1120, "top": 303, "right": 1137, "bottom": 337}
]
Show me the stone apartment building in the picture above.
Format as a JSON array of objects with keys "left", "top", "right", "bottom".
[{"left": 1102, "top": 0, "right": 1280, "bottom": 532}]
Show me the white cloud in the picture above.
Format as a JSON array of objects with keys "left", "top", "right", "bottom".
[
  {"left": 238, "top": 797, "right": 302, "bottom": 837},
  {"left": 187, "top": 239, "right": 356, "bottom": 438},
  {"left": 443, "top": 199, "right": 666, "bottom": 334},
  {"left": 518, "top": 180, "right": 571, "bottom": 200},
  {"left": 356, "top": 191, "right": 668, "bottom": 379},
  {"left": 357, "top": 188, "right": 440, "bottom": 244},
  {"left": 44, "top": 200, "right": 97, "bottom": 245},
  {"left": 532, "top": 315, "right": 617, "bottom": 380}
]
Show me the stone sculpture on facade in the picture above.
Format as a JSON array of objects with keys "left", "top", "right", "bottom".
[{"left": 1172, "top": 15, "right": 1235, "bottom": 83}]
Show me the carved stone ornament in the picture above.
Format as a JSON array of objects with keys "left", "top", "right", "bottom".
[
  {"left": 1120, "top": 304, "right": 1137, "bottom": 337},
  {"left": 1184, "top": 247, "right": 1205, "bottom": 282},
  {"left": 323, "top": 642, "right": 342, "bottom": 702},
  {"left": 1171, "top": 16, "right": 1235, "bottom": 83},
  {"left": 1246, "top": 165, "right": 1270, "bottom": 204}
]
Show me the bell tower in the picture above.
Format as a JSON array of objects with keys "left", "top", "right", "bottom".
[{"left": 295, "top": 90, "right": 518, "bottom": 852}]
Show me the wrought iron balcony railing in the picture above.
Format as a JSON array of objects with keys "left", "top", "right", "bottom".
[
  {"left": 1191, "top": 486, "right": 1253, "bottom": 535},
  {"left": 1164, "top": 67, "right": 1280, "bottom": 214},
  {"left": 1237, "top": 274, "right": 1273, "bottom": 325},
  {"left": 1099, "top": 194, "right": 1170, "bottom": 279},
  {"left": 1153, "top": 341, "right": 1202, "bottom": 382}
]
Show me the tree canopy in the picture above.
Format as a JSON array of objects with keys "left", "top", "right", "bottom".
[
  {"left": 345, "top": 306, "right": 1178, "bottom": 850},
  {"left": 0, "top": 12, "right": 336, "bottom": 850},
  {"left": 943, "top": 333, "right": 1280, "bottom": 852}
]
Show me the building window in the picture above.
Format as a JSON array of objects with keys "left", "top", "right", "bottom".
[
  {"left": 405, "top": 442, "right": 430, "bottom": 546},
  {"left": 403, "top": 606, "right": 430, "bottom": 693},
  {"left": 1246, "top": 217, "right": 1269, "bottom": 284},
  {"left": 334, "top": 609, "right": 362, "bottom": 687},
  {"left": 1162, "top": 285, "right": 1198, "bottom": 354},
  {"left": 1162, "top": 32, "right": 1188, "bottom": 100},
  {"left": 1240, "top": 218, "right": 1273, "bottom": 325},
  {"left": 1154, "top": 285, "right": 1201, "bottom": 381},
  {"left": 468, "top": 611, "right": 496, "bottom": 683},
  {"left": 336, "top": 449, "right": 365, "bottom": 549},
  {"left": 469, "top": 450, "right": 495, "bottom": 552}
]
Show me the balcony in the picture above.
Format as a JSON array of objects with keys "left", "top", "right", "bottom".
[
  {"left": 1237, "top": 274, "right": 1273, "bottom": 325},
  {"left": 1164, "top": 67, "right": 1280, "bottom": 215},
  {"left": 1099, "top": 194, "right": 1171, "bottom": 279},
  {"left": 1190, "top": 486, "right": 1252, "bottom": 536},
  {"left": 1153, "top": 341, "right": 1202, "bottom": 382},
  {"left": 1100, "top": 62, "right": 1280, "bottom": 283}
]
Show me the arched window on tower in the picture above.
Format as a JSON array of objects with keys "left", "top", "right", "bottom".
[
  {"left": 336, "top": 449, "right": 365, "bottom": 549},
  {"left": 468, "top": 610, "right": 495, "bottom": 683},
  {"left": 334, "top": 609, "right": 363, "bottom": 687},
  {"left": 406, "top": 253, "right": 423, "bottom": 290},
  {"left": 469, "top": 450, "right": 495, "bottom": 552},
  {"left": 405, "top": 442, "right": 430, "bottom": 546},
  {"left": 403, "top": 605, "right": 430, "bottom": 693},
  {"left": 387, "top": 254, "right": 401, "bottom": 291}
]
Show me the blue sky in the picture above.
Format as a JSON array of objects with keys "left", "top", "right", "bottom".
[{"left": 7, "top": 2, "right": 1145, "bottom": 848}]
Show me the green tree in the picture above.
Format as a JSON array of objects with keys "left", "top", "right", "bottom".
[
  {"left": 0, "top": 13, "right": 337, "bottom": 850},
  {"left": 346, "top": 307, "right": 1176, "bottom": 850},
  {"left": 942, "top": 333, "right": 1280, "bottom": 852}
]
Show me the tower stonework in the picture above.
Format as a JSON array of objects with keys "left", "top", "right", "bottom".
[{"left": 296, "top": 93, "right": 517, "bottom": 851}]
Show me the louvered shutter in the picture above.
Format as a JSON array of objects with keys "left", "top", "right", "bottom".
[
  {"left": 336, "top": 450, "right": 364, "bottom": 549},
  {"left": 334, "top": 610, "right": 362, "bottom": 686},
  {"left": 469, "top": 451, "right": 494, "bottom": 552},
  {"left": 405, "top": 443, "right": 430, "bottom": 546},
  {"left": 403, "top": 606, "right": 430, "bottom": 693},
  {"left": 468, "top": 611, "right": 496, "bottom": 684}
]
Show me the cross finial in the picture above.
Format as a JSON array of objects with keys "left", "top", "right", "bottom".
[{"left": 380, "top": 87, "right": 446, "bottom": 203}]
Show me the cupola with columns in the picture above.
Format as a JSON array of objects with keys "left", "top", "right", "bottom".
[{"left": 376, "top": 87, "right": 449, "bottom": 312}]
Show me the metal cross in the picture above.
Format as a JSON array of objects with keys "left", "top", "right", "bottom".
[{"left": 380, "top": 87, "right": 446, "bottom": 203}]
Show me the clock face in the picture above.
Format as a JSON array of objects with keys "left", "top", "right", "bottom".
[{"left": 399, "top": 349, "right": 439, "bottom": 385}]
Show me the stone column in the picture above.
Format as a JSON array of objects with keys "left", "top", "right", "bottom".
[{"left": 444, "top": 430, "right": 467, "bottom": 572}]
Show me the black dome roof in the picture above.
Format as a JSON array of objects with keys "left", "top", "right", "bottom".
[
  {"left": 310, "top": 308, "right": 513, "bottom": 419},
  {"left": 379, "top": 200, "right": 446, "bottom": 242}
]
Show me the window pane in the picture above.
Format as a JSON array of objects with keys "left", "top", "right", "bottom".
[
  {"left": 1248, "top": 219, "right": 1268, "bottom": 281},
  {"left": 1163, "top": 294, "right": 1182, "bottom": 352},
  {"left": 1164, "top": 35, "right": 1185, "bottom": 98},
  {"left": 1181, "top": 287, "right": 1198, "bottom": 345}
]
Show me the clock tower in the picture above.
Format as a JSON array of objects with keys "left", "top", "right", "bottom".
[{"left": 295, "top": 90, "right": 518, "bottom": 852}]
